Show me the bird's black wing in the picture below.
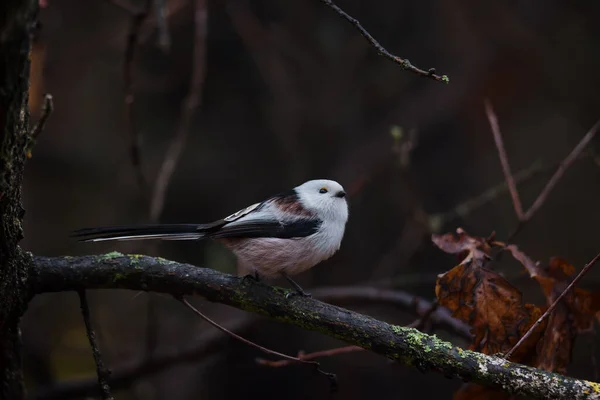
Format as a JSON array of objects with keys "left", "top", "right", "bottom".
[{"left": 209, "top": 218, "right": 321, "bottom": 239}]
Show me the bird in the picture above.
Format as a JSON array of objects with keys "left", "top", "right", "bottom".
[{"left": 72, "top": 179, "right": 349, "bottom": 296}]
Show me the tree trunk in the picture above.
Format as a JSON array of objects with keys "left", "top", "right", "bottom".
[{"left": 0, "top": 0, "right": 38, "bottom": 398}]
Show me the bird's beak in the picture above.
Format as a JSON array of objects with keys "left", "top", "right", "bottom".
[{"left": 335, "top": 190, "right": 346, "bottom": 198}]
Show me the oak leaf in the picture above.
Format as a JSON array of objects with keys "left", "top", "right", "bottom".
[
  {"left": 505, "top": 248, "right": 600, "bottom": 373},
  {"left": 433, "top": 231, "right": 544, "bottom": 360}
]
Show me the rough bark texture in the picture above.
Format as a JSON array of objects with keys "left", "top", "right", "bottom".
[
  {"left": 0, "top": 0, "right": 37, "bottom": 399},
  {"left": 31, "top": 254, "right": 600, "bottom": 400}
]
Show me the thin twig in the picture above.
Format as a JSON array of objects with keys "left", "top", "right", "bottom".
[
  {"left": 123, "top": 0, "right": 152, "bottom": 191},
  {"left": 77, "top": 290, "right": 114, "bottom": 400},
  {"left": 485, "top": 99, "right": 524, "bottom": 220},
  {"left": 178, "top": 297, "right": 338, "bottom": 390},
  {"left": 504, "top": 251, "right": 600, "bottom": 360},
  {"left": 257, "top": 345, "right": 363, "bottom": 368},
  {"left": 179, "top": 297, "right": 318, "bottom": 366},
  {"left": 318, "top": 0, "right": 448, "bottom": 83},
  {"left": 30, "top": 94, "right": 54, "bottom": 139},
  {"left": 522, "top": 119, "right": 600, "bottom": 221},
  {"left": 149, "top": 0, "right": 207, "bottom": 221}
]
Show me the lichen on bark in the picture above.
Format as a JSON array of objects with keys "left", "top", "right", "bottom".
[{"left": 0, "top": 0, "right": 39, "bottom": 398}]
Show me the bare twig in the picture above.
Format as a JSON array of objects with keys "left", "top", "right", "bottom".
[
  {"left": 257, "top": 345, "right": 363, "bottom": 368},
  {"left": 123, "top": 0, "right": 152, "bottom": 191},
  {"left": 77, "top": 290, "right": 114, "bottom": 400},
  {"left": 30, "top": 94, "right": 54, "bottom": 139},
  {"left": 318, "top": 0, "right": 448, "bottom": 83},
  {"left": 178, "top": 297, "right": 316, "bottom": 366},
  {"left": 485, "top": 100, "right": 524, "bottom": 220},
  {"left": 522, "top": 119, "right": 600, "bottom": 221},
  {"left": 484, "top": 108, "right": 600, "bottom": 242},
  {"left": 149, "top": 0, "right": 207, "bottom": 221},
  {"left": 178, "top": 297, "right": 337, "bottom": 390},
  {"left": 504, "top": 251, "right": 600, "bottom": 360}
]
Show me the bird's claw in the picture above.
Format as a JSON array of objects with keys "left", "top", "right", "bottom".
[
  {"left": 286, "top": 290, "right": 312, "bottom": 299},
  {"left": 242, "top": 272, "right": 261, "bottom": 283}
]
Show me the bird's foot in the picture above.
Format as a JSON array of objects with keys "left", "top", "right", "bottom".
[
  {"left": 280, "top": 272, "right": 311, "bottom": 298},
  {"left": 242, "top": 271, "right": 261, "bottom": 283},
  {"left": 285, "top": 289, "right": 312, "bottom": 299}
]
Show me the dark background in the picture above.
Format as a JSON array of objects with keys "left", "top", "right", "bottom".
[{"left": 22, "top": 0, "right": 600, "bottom": 398}]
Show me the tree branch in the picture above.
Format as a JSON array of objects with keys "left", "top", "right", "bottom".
[
  {"left": 149, "top": 0, "right": 207, "bottom": 221},
  {"left": 77, "top": 290, "right": 114, "bottom": 400},
  {"left": 485, "top": 99, "right": 524, "bottom": 220},
  {"left": 34, "top": 285, "right": 470, "bottom": 399},
  {"left": 318, "top": 0, "right": 448, "bottom": 83},
  {"left": 29, "top": 254, "right": 600, "bottom": 400}
]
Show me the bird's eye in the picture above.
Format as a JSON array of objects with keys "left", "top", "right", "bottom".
[{"left": 319, "top": 188, "right": 328, "bottom": 194}]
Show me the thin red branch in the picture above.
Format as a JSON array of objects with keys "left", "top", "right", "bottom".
[
  {"left": 504, "top": 251, "right": 600, "bottom": 360},
  {"left": 485, "top": 99, "right": 524, "bottom": 220},
  {"left": 179, "top": 297, "right": 338, "bottom": 389},
  {"left": 149, "top": 0, "right": 207, "bottom": 221},
  {"left": 257, "top": 345, "right": 363, "bottom": 368},
  {"left": 318, "top": 0, "right": 448, "bottom": 83},
  {"left": 179, "top": 298, "right": 319, "bottom": 367},
  {"left": 522, "top": 119, "right": 600, "bottom": 221}
]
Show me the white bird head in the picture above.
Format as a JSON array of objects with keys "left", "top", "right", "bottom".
[{"left": 294, "top": 179, "right": 348, "bottom": 223}]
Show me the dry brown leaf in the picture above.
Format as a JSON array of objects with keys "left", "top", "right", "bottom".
[
  {"left": 432, "top": 228, "right": 493, "bottom": 266},
  {"left": 504, "top": 250, "right": 600, "bottom": 373},
  {"left": 435, "top": 262, "right": 544, "bottom": 359}
]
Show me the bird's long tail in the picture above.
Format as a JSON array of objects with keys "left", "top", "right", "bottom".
[{"left": 72, "top": 224, "right": 208, "bottom": 242}]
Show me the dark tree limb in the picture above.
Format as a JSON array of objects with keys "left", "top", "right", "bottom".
[
  {"left": 33, "top": 286, "right": 470, "bottom": 400},
  {"left": 0, "top": 0, "right": 39, "bottom": 398},
  {"left": 30, "top": 254, "right": 600, "bottom": 400},
  {"left": 77, "top": 290, "right": 114, "bottom": 400}
]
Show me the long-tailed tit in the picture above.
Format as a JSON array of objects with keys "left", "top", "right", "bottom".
[{"left": 73, "top": 179, "right": 349, "bottom": 296}]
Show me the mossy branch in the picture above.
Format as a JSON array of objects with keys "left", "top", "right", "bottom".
[{"left": 30, "top": 253, "right": 600, "bottom": 400}]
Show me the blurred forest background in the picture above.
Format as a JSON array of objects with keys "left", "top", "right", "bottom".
[{"left": 22, "top": 0, "right": 600, "bottom": 398}]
